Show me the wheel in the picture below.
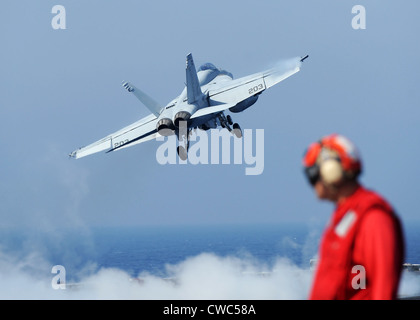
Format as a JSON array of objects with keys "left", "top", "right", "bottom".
[
  {"left": 227, "top": 115, "right": 233, "bottom": 125},
  {"left": 177, "top": 146, "right": 188, "bottom": 161},
  {"left": 232, "top": 123, "right": 242, "bottom": 138}
]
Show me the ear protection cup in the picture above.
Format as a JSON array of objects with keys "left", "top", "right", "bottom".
[{"left": 319, "top": 158, "right": 343, "bottom": 185}]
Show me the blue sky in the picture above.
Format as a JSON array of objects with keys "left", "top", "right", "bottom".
[{"left": 1, "top": 0, "right": 419, "bottom": 232}]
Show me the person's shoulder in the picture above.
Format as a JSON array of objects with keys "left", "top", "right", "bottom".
[
  {"left": 360, "top": 207, "right": 398, "bottom": 236},
  {"left": 358, "top": 185, "right": 394, "bottom": 212}
]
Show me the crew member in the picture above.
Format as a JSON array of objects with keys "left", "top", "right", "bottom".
[{"left": 302, "top": 133, "right": 405, "bottom": 300}]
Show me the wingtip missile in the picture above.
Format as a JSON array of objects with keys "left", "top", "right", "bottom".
[
  {"left": 300, "top": 54, "right": 309, "bottom": 62},
  {"left": 122, "top": 80, "right": 134, "bottom": 92},
  {"left": 69, "top": 150, "right": 78, "bottom": 159}
]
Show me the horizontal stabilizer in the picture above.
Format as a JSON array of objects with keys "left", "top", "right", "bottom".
[{"left": 122, "top": 81, "right": 162, "bottom": 116}]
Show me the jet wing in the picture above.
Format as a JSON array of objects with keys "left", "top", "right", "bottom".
[
  {"left": 191, "top": 61, "right": 301, "bottom": 119},
  {"left": 69, "top": 114, "right": 158, "bottom": 159}
]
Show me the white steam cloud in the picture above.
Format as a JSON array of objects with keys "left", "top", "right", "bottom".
[
  {"left": 2, "top": 247, "right": 419, "bottom": 300},
  {"left": 0, "top": 249, "right": 313, "bottom": 300},
  {"left": 1, "top": 248, "right": 419, "bottom": 300}
]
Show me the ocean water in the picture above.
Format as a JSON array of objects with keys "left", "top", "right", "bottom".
[
  {"left": 89, "top": 223, "right": 320, "bottom": 278},
  {"left": 93, "top": 222, "right": 420, "bottom": 274}
]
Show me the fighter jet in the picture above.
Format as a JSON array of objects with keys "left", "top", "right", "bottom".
[{"left": 70, "top": 53, "right": 308, "bottom": 160}]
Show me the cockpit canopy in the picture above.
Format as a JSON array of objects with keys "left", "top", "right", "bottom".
[
  {"left": 197, "top": 63, "right": 217, "bottom": 72},
  {"left": 197, "top": 63, "right": 233, "bottom": 85}
]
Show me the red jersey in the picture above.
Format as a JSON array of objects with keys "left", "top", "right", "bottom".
[{"left": 309, "top": 186, "right": 404, "bottom": 300}]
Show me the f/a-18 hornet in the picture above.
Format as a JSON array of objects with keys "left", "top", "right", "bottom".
[{"left": 70, "top": 53, "right": 308, "bottom": 160}]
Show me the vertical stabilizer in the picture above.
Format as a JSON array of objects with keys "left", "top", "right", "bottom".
[{"left": 186, "top": 53, "right": 203, "bottom": 104}]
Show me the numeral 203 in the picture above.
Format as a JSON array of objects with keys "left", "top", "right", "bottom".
[{"left": 248, "top": 83, "right": 263, "bottom": 95}]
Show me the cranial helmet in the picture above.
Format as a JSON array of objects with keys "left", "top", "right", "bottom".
[{"left": 302, "top": 134, "right": 362, "bottom": 186}]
